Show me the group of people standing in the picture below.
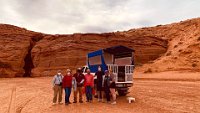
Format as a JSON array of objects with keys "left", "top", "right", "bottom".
[{"left": 52, "top": 66, "right": 117, "bottom": 105}]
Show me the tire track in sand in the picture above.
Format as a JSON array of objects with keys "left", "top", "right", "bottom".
[{"left": 7, "top": 86, "right": 16, "bottom": 113}]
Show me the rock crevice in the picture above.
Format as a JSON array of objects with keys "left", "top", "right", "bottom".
[
  {"left": 23, "top": 42, "right": 34, "bottom": 77},
  {"left": 23, "top": 34, "right": 44, "bottom": 77}
]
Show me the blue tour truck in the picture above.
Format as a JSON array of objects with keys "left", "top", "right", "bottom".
[{"left": 82, "top": 45, "right": 135, "bottom": 96}]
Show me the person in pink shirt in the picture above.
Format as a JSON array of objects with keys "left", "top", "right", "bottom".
[{"left": 84, "top": 69, "right": 94, "bottom": 102}]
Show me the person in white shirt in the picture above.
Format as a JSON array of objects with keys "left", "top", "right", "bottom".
[{"left": 52, "top": 70, "right": 63, "bottom": 105}]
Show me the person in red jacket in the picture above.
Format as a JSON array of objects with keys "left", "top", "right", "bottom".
[
  {"left": 84, "top": 69, "right": 94, "bottom": 102},
  {"left": 62, "top": 69, "right": 73, "bottom": 105}
]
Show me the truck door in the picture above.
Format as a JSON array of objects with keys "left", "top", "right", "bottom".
[{"left": 125, "top": 65, "right": 134, "bottom": 82}]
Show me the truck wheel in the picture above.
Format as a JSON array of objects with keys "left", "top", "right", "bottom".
[{"left": 117, "top": 90, "right": 127, "bottom": 96}]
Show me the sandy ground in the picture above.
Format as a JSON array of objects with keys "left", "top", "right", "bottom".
[{"left": 0, "top": 71, "right": 199, "bottom": 113}]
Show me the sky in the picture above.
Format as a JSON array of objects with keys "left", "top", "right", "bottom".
[{"left": 0, "top": 0, "right": 200, "bottom": 34}]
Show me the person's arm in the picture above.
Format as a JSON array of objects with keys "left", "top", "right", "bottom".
[
  {"left": 102, "top": 75, "right": 105, "bottom": 87},
  {"left": 61, "top": 75, "right": 64, "bottom": 80},
  {"left": 83, "top": 75, "right": 86, "bottom": 87},
  {"left": 112, "top": 74, "right": 116, "bottom": 82},
  {"left": 72, "top": 77, "right": 76, "bottom": 88},
  {"left": 91, "top": 75, "right": 94, "bottom": 87},
  {"left": 52, "top": 75, "right": 56, "bottom": 87},
  {"left": 80, "top": 74, "right": 84, "bottom": 84},
  {"left": 80, "top": 77, "right": 84, "bottom": 84},
  {"left": 62, "top": 76, "right": 65, "bottom": 88},
  {"left": 94, "top": 72, "right": 97, "bottom": 77},
  {"left": 102, "top": 71, "right": 105, "bottom": 76},
  {"left": 72, "top": 77, "right": 75, "bottom": 85},
  {"left": 110, "top": 74, "right": 116, "bottom": 83}
]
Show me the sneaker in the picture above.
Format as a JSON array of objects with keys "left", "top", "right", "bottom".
[
  {"left": 58, "top": 102, "right": 63, "bottom": 104},
  {"left": 73, "top": 101, "right": 77, "bottom": 103},
  {"left": 98, "top": 99, "right": 101, "bottom": 102},
  {"left": 106, "top": 101, "right": 111, "bottom": 104},
  {"left": 53, "top": 103, "right": 56, "bottom": 105},
  {"left": 79, "top": 101, "right": 83, "bottom": 103},
  {"left": 111, "top": 101, "right": 116, "bottom": 105}
]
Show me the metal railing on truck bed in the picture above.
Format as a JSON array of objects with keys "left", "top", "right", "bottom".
[{"left": 107, "top": 64, "right": 134, "bottom": 83}]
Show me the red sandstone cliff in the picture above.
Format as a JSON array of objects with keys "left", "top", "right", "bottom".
[
  {"left": 31, "top": 33, "right": 167, "bottom": 76},
  {"left": 1, "top": 17, "right": 200, "bottom": 77}
]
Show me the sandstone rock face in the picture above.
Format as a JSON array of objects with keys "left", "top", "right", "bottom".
[
  {"left": 0, "top": 24, "right": 43, "bottom": 77},
  {"left": 2, "top": 18, "right": 200, "bottom": 77},
  {"left": 31, "top": 33, "right": 167, "bottom": 76},
  {"left": 140, "top": 18, "right": 200, "bottom": 72},
  {"left": 0, "top": 34, "right": 30, "bottom": 77}
]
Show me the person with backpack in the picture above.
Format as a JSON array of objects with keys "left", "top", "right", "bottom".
[
  {"left": 52, "top": 70, "right": 64, "bottom": 105},
  {"left": 62, "top": 69, "right": 73, "bottom": 105}
]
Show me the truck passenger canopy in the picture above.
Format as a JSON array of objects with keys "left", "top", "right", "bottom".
[
  {"left": 87, "top": 45, "right": 135, "bottom": 73},
  {"left": 104, "top": 45, "right": 134, "bottom": 58},
  {"left": 104, "top": 45, "right": 134, "bottom": 66}
]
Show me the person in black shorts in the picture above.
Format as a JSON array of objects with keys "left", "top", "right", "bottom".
[
  {"left": 95, "top": 66, "right": 104, "bottom": 102},
  {"left": 109, "top": 70, "right": 117, "bottom": 105}
]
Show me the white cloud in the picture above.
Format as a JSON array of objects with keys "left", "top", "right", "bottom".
[{"left": 0, "top": 0, "right": 200, "bottom": 34}]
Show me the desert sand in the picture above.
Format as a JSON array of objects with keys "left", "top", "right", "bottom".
[{"left": 0, "top": 71, "right": 199, "bottom": 113}]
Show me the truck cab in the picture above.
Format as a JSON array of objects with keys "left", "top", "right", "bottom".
[{"left": 82, "top": 45, "right": 135, "bottom": 96}]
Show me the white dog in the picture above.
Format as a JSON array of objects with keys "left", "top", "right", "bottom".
[{"left": 127, "top": 97, "right": 136, "bottom": 103}]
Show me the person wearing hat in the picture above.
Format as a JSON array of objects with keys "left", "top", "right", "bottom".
[
  {"left": 52, "top": 70, "right": 64, "bottom": 105},
  {"left": 73, "top": 68, "right": 85, "bottom": 103},
  {"left": 62, "top": 69, "right": 73, "bottom": 105},
  {"left": 102, "top": 70, "right": 111, "bottom": 103}
]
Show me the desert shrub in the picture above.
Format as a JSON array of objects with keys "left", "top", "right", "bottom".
[
  {"left": 166, "top": 51, "right": 172, "bottom": 56},
  {"left": 178, "top": 42, "right": 183, "bottom": 45},
  {"left": 197, "top": 36, "right": 200, "bottom": 41},
  {"left": 192, "top": 63, "right": 197, "bottom": 67},
  {"left": 174, "top": 45, "right": 178, "bottom": 48},
  {"left": 144, "top": 68, "right": 152, "bottom": 73},
  {"left": 178, "top": 49, "right": 183, "bottom": 52},
  {"left": 169, "top": 38, "right": 172, "bottom": 41}
]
